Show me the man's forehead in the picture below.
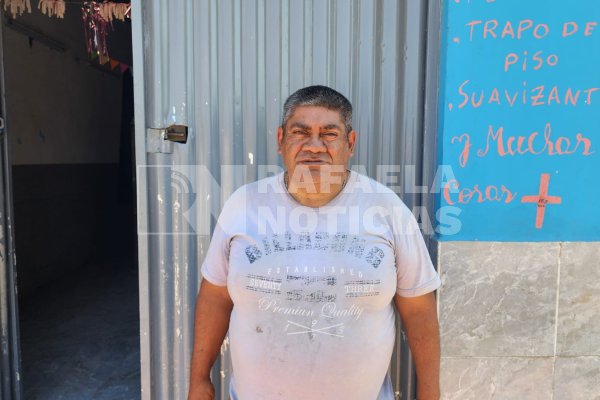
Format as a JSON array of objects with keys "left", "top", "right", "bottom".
[{"left": 286, "top": 105, "right": 345, "bottom": 128}]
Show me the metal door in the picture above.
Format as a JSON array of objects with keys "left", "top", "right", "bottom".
[
  {"left": 0, "top": 9, "right": 23, "bottom": 400},
  {"left": 131, "top": 0, "right": 441, "bottom": 398}
]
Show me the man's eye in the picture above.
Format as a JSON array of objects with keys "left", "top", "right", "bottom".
[{"left": 322, "top": 132, "right": 338, "bottom": 138}]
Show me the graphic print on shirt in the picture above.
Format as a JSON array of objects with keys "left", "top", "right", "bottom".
[{"left": 242, "top": 231, "right": 393, "bottom": 339}]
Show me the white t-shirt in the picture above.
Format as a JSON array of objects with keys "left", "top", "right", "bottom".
[{"left": 201, "top": 171, "right": 441, "bottom": 400}]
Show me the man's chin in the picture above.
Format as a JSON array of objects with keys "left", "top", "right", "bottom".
[{"left": 287, "top": 166, "right": 347, "bottom": 194}]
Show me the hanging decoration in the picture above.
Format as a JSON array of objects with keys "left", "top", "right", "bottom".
[
  {"left": 38, "top": 0, "right": 65, "bottom": 18},
  {"left": 3, "top": 0, "right": 31, "bottom": 18},
  {"left": 98, "top": 1, "right": 129, "bottom": 22},
  {"left": 81, "top": 1, "right": 131, "bottom": 58},
  {"left": 89, "top": 49, "right": 130, "bottom": 75},
  {"left": 81, "top": 1, "right": 110, "bottom": 57},
  {"left": 4, "top": 0, "right": 132, "bottom": 70}
]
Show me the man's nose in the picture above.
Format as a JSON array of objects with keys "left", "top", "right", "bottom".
[{"left": 303, "top": 133, "right": 327, "bottom": 152}]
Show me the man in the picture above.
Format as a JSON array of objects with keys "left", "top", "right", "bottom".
[{"left": 188, "top": 85, "right": 441, "bottom": 400}]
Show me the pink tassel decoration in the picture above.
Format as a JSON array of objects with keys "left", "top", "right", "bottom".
[{"left": 82, "top": 1, "right": 110, "bottom": 57}]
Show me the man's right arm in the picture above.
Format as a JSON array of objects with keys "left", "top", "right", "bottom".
[{"left": 188, "top": 279, "right": 234, "bottom": 400}]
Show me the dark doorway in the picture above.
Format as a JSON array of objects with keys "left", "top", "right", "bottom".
[{"left": 2, "top": 6, "right": 140, "bottom": 399}]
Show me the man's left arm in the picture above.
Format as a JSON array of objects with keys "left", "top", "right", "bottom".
[{"left": 394, "top": 292, "right": 440, "bottom": 400}]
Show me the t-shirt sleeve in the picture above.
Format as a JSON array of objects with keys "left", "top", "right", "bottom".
[
  {"left": 392, "top": 206, "right": 441, "bottom": 297},
  {"left": 200, "top": 218, "right": 230, "bottom": 286},
  {"left": 200, "top": 185, "right": 249, "bottom": 286}
]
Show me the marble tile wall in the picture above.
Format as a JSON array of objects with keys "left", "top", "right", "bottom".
[
  {"left": 556, "top": 242, "right": 600, "bottom": 357},
  {"left": 440, "top": 357, "right": 554, "bottom": 400},
  {"left": 438, "top": 242, "right": 559, "bottom": 358},
  {"left": 553, "top": 357, "right": 600, "bottom": 400},
  {"left": 437, "top": 241, "right": 600, "bottom": 400}
]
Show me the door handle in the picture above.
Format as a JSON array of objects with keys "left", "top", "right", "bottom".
[{"left": 146, "top": 124, "right": 189, "bottom": 153}]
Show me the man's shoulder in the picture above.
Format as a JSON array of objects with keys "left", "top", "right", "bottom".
[
  {"left": 215, "top": 173, "right": 283, "bottom": 228},
  {"left": 235, "top": 172, "right": 283, "bottom": 196},
  {"left": 222, "top": 172, "right": 284, "bottom": 206},
  {"left": 350, "top": 171, "right": 407, "bottom": 202},
  {"left": 348, "top": 171, "right": 416, "bottom": 221}
]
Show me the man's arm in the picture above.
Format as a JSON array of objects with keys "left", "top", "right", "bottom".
[
  {"left": 188, "top": 279, "right": 234, "bottom": 400},
  {"left": 394, "top": 292, "right": 440, "bottom": 400}
]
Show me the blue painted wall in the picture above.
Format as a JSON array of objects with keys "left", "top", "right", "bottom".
[{"left": 436, "top": 0, "right": 600, "bottom": 241}]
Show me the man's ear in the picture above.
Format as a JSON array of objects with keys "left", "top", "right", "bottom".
[
  {"left": 277, "top": 126, "right": 284, "bottom": 153},
  {"left": 348, "top": 130, "right": 357, "bottom": 156}
]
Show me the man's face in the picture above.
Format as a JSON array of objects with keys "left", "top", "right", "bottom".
[{"left": 277, "top": 105, "right": 356, "bottom": 191}]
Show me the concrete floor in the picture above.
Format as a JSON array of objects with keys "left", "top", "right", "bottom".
[{"left": 19, "top": 258, "right": 141, "bottom": 399}]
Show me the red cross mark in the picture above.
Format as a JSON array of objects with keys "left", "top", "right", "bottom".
[{"left": 521, "top": 173, "right": 562, "bottom": 229}]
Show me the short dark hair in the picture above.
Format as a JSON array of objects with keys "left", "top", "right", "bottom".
[{"left": 281, "top": 85, "right": 353, "bottom": 133}]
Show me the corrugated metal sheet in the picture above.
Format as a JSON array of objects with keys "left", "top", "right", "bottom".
[
  {"left": 0, "top": 10, "right": 23, "bottom": 400},
  {"left": 131, "top": 0, "right": 439, "bottom": 398}
]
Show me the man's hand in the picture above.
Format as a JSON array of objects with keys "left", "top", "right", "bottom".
[
  {"left": 394, "top": 292, "right": 441, "bottom": 400},
  {"left": 187, "top": 378, "right": 215, "bottom": 400}
]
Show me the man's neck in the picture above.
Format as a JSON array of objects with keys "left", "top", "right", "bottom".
[{"left": 285, "top": 170, "right": 349, "bottom": 208}]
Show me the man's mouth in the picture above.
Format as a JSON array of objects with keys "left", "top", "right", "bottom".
[{"left": 297, "top": 159, "right": 328, "bottom": 165}]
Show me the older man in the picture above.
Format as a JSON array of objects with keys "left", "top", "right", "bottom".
[{"left": 188, "top": 85, "right": 441, "bottom": 400}]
